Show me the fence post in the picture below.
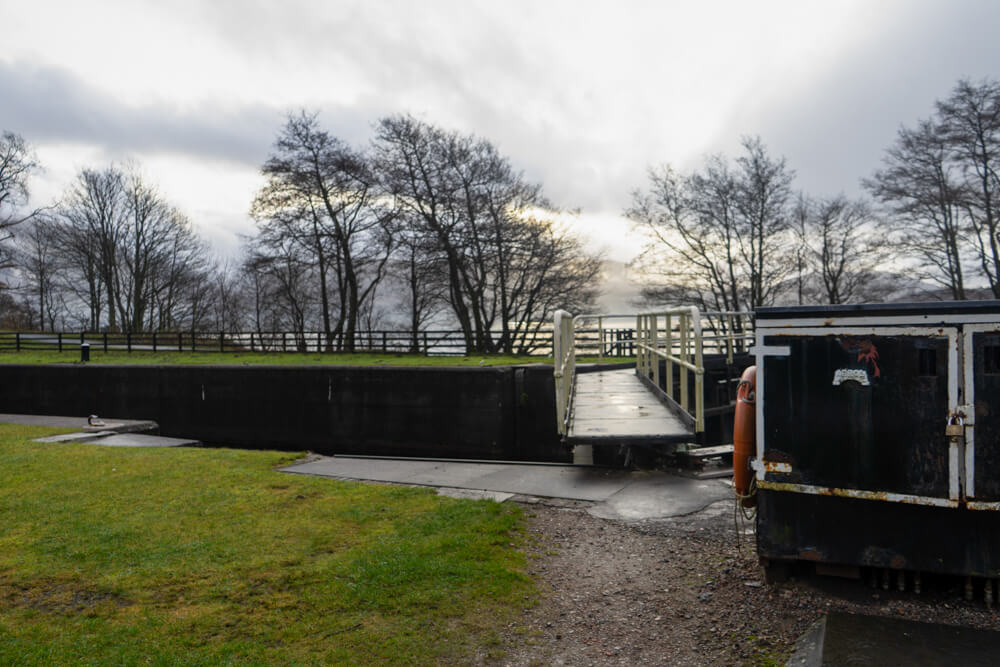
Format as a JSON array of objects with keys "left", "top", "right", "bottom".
[
  {"left": 127, "top": 332, "right": 132, "bottom": 353},
  {"left": 178, "top": 332, "right": 182, "bottom": 352},
  {"left": 15, "top": 332, "right": 20, "bottom": 352},
  {"left": 423, "top": 331, "right": 429, "bottom": 354},
  {"left": 104, "top": 332, "right": 108, "bottom": 353},
  {"left": 58, "top": 332, "right": 63, "bottom": 353},
  {"left": 282, "top": 332, "right": 287, "bottom": 353},
  {"left": 250, "top": 332, "right": 255, "bottom": 352},
  {"left": 220, "top": 331, "right": 225, "bottom": 353},
  {"left": 152, "top": 331, "right": 157, "bottom": 352},
  {"left": 598, "top": 316, "right": 604, "bottom": 360},
  {"left": 191, "top": 330, "right": 195, "bottom": 352}
]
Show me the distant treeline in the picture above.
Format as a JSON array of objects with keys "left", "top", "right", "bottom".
[
  {"left": 629, "top": 77, "right": 1000, "bottom": 310},
  {"left": 0, "top": 114, "right": 601, "bottom": 354}
]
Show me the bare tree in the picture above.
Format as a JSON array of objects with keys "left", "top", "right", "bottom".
[
  {"left": 734, "top": 137, "right": 795, "bottom": 307},
  {"left": 865, "top": 118, "right": 967, "bottom": 299},
  {"left": 390, "top": 219, "right": 449, "bottom": 351},
  {"left": 56, "top": 164, "right": 210, "bottom": 331},
  {"left": 937, "top": 78, "right": 1000, "bottom": 296},
  {"left": 252, "top": 112, "right": 396, "bottom": 351},
  {"left": 628, "top": 138, "right": 794, "bottom": 312},
  {"left": 14, "top": 216, "right": 64, "bottom": 330},
  {"left": 0, "top": 131, "right": 42, "bottom": 271},
  {"left": 374, "top": 114, "right": 600, "bottom": 353},
  {"left": 796, "top": 195, "right": 888, "bottom": 304}
]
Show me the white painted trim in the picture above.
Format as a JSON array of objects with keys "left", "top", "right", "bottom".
[
  {"left": 749, "top": 345, "right": 791, "bottom": 356},
  {"left": 967, "top": 501, "right": 1000, "bottom": 511},
  {"left": 757, "top": 313, "right": 1000, "bottom": 328},
  {"left": 960, "top": 323, "right": 1000, "bottom": 500},
  {"left": 758, "top": 480, "right": 960, "bottom": 508}
]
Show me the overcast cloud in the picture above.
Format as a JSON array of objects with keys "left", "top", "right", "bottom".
[{"left": 2, "top": 0, "right": 999, "bottom": 260}]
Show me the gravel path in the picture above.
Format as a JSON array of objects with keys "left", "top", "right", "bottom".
[{"left": 496, "top": 498, "right": 1000, "bottom": 666}]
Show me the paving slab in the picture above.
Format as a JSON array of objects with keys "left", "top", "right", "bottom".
[
  {"left": 0, "top": 413, "right": 158, "bottom": 434},
  {"left": 75, "top": 434, "right": 199, "bottom": 448},
  {"left": 435, "top": 488, "right": 515, "bottom": 502},
  {"left": 281, "top": 456, "right": 732, "bottom": 520}
]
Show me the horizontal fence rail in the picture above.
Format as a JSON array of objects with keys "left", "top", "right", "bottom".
[
  {"left": 0, "top": 315, "right": 753, "bottom": 359},
  {"left": 0, "top": 325, "right": 649, "bottom": 357}
]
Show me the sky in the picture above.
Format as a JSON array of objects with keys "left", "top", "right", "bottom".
[{"left": 3, "top": 0, "right": 1000, "bottom": 263}]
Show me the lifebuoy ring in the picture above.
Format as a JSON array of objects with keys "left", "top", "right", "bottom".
[{"left": 733, "top": 365, "right": 756, "bottom": 508}]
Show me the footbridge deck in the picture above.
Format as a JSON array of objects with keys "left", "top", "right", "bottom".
[
  {"left": 554, "top": 308, "right": 753, "bottom": 452},
  {"left": 567, "top": 368, "right": 691, "bottom": 444}
]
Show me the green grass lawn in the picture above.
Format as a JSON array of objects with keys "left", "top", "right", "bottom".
[
  {"left": 0, "top": 424, "right": 532, "bottom": 664},
  {"left": 0, "top": 349, "right": 628, "bottom": 366}
]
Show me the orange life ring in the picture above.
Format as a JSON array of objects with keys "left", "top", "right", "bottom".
[{"left": 733, "top": 365, "right": 756, "bottom": 508}]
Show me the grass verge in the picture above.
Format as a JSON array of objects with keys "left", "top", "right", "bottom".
[
  {"left": 0, "top": 349, "right": 628, "bottom": 366},
  {"left": 0, "top": 424, "right": 531, "bottom": 664}
]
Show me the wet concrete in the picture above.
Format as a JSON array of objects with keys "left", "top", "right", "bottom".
[
  {"left": 73, "top": 433, "right": 198, "bottom": 448},
  {"left": 0, "top": 412, "right": 158, "bottom": 434},
  {"left": 788, "top": 611, "right": 1000, "bottom": 666},
  {"left": 281, "top": 455, "right": 732, "bottom": 520},
  {"left": 1, "top": 413, "right": 196, "bottom": 448}
]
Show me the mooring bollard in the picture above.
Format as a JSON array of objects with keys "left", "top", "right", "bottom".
[{"left": 81, "top": 342, "right": 90, "bottom": 362}]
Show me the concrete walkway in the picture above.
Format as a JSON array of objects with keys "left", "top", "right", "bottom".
[
  {"left": 0, "top": 413, "right": 197, "bottom": 448},
  {"left": 282, "top": 455, "right": 733, "bottom": 521}
]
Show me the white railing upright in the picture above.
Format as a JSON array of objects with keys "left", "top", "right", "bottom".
[{"left": 552, "top": 309, "right": 576, "bottom": 436}]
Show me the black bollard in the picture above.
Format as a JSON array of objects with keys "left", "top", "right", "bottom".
[{"left": 81, "top": 342, "right": 90, "bottom": 362}]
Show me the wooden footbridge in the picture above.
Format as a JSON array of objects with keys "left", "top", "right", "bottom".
[{"left": 553, "top": 308, "right": 753, "bottom": 464}]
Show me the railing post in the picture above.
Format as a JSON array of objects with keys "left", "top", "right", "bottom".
[
  {"left": 692, "top": 306, "right": 704, "bottom": 432},
  {"left": 679, "top": 312, "right": 688, "bottom": 415},
  {"left": 635, "top": 315, "right": 643, "bottom": 377},
  {"left": 665, "top": 314, "right": 673, "bottom": 400},
  {"left": 651, "top": 314, "right": 660, "bottom": 390},
  {"left": 598, "top": 316, "right": 604, "bottom": 360}
]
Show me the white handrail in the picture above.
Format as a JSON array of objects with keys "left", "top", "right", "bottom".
[
  {"left": 635, "top": 306, "right": 706, "bottom": 432},
  {"left": 555, "top": 308, "right": 754, "bottom": 436}
]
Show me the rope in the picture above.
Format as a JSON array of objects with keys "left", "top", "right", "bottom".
[{"left": 733, "top": 475, "right": 758, "bottom": 553}]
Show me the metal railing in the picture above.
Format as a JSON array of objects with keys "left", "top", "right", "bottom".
[
  {"left": 635, "top": 307, "right": 705, "bottom": 431},
  {"left": 552, "top": 310, "right": 576, "bottom": 436},
  {"left": 552, "top": 308, "right": 754, "bottom": 437}
]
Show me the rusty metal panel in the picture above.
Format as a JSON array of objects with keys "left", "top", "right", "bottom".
[
  {"left": 973, "top": 332, "right": 1000, "bottom": 501},
  {"left": 761, "top": 334, "right": 951, "bottom": 499},
  {"left": 756, "top": 489, "right": 1000, "bottom": 577}
]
